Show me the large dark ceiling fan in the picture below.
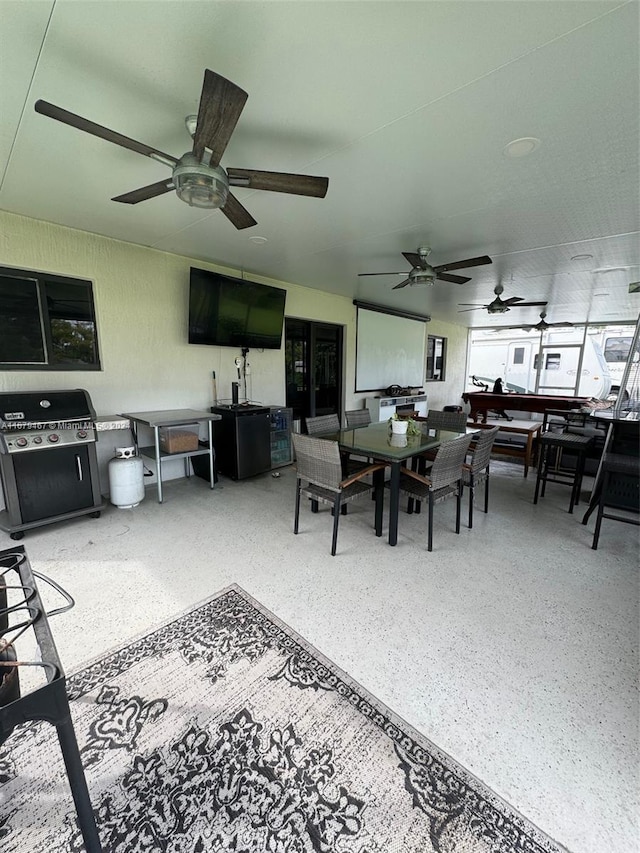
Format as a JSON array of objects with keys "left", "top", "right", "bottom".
[
  {"left": 359, "top": 247, "right": 492, "bottom": 288},
  {"left": 459, "top": 283, "right": 547, "bottom": 315},
  {"left": 34, "top": 69, "right": 329, "bottom": 230},
  {"left": 521, "top": 311, "right": 574, "bottom": 332}
]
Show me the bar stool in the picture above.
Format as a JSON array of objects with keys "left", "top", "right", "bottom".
[{"left": 533, "top": 431, "right": 594, "bottom": 513}]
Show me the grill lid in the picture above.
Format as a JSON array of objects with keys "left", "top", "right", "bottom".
[{"left": 0, "top": 389, "right": 96, "bottom": 428}]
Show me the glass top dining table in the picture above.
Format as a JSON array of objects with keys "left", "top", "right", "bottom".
[{"left": 326, "top": 421, "right": 474, "bottom": 546}]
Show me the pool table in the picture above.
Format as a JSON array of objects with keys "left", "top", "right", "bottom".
[{"left": 462, "top": 391, "right": 590, "bottom": 423}]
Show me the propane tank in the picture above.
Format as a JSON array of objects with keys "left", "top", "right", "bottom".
[{"left": 108, "top": 447, "right": 145, "bottom": 508}]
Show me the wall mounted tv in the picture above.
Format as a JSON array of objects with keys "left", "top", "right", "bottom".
[{"left": 188, "top": 267, "right": 286, "bottom": 349}]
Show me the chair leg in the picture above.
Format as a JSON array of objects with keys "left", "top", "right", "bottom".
[
  {"left": 484, "top": 472, "right": 490, "bottom": 513},
  {"left": 533, "top": 445, "right": 546, "bottom": 504},
  {"left": 542, "top": 445, "right": 558, "bottom": 498},
  {"left": 468, "top": 479, "right": 474, "bottom": 529},
  {"left": 572, "top": 451, "right": 587, "bottom": 512},
  {"left": 591, "top": 472, "right": 608, "bottom": 550},
  {"left": 455, "top": 480, "right": 462, "bottom": 534},
  {"left": 427, "top": 492, "right": 434, "bottom": 552},
  {"left": 294, "top": 481, "right": 302, "bottom": 533},
  {"left": 331, "top": 496, "right": 342, "bottom": 556}
]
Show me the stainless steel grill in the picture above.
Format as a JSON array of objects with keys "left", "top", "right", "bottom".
[{"left": 0, "top": 390, "right": 104, "bottom": 539}]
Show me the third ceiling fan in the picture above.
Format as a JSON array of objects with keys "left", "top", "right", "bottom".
[{"left": 458, "top": 283, "right": 547, "bottom": 315}]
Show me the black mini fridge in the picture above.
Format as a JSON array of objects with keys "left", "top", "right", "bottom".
[{"left": 210, "top": 405, "right": 272, "bottom": 480}]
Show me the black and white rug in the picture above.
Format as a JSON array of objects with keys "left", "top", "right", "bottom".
[{"left": 0, "top": 586, "right": 567, "bottom": 852}]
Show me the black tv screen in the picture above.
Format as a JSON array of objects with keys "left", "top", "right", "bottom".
[{"left": 188, "top": 268, "right": 286, "bottom": 349}]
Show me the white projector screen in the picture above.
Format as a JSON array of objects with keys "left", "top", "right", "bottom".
[{"left": 355, "top": 306, "right": 427, "bottom": 392}]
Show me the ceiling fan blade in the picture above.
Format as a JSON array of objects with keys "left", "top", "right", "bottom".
[
  {"left": 221, "top": 192, "right": 257, "bottom": 230},
  {"left": 514, "top": 301, "right": 549, "bottom": 307},
  {"left": 457, "top": 307, "right": 484, "bottom": 313},
  {"left": 458, "top": 302, "right": 486, "bottom": 306},
  {"left": 392, "top": 278, "right": 412, "bottom": 290},
  {"left": 192, "top": 70, "right": 248, "bottom": 167},
  {"left": 112, "top": 179, "right": 174, "bottom": 204},
  {"left": 228, "top": 168, "right": 328, "bottom": 198},
  {"left": 436, "top": 272, "right": 471, "bottom": 284},
  {"left": 34, "top": 100, "right": 178, "bottom": 165},
  {"left": 503, "top": 297, "right": 525, "bottom": 305},
  {"left": 402, "top": 252, "right": 423, "bottom": 268},
  {"left": 434, "top": 255, "right": 492, "bottom": 273},
  {"left": 358, "top": 271, "right": 407, "bottom": 277},
  {"left": 549, "top": 321, "right": 575, "bottom": 327}
]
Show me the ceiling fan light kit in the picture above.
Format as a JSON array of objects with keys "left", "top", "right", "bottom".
[
  {"left": 408, "top": 265, "right": 436, "bottom": 286},
  {"left": 172, "top": 155, "right": 229, "bottom": 209}
]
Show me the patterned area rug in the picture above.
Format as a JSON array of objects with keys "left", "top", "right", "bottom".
[{"left": 0, "top": 586, "right": 567, "bottom": 852}]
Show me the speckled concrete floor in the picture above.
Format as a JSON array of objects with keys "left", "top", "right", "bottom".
[{"left": 2, "top": 460, "right": 637, "bottom": 853}]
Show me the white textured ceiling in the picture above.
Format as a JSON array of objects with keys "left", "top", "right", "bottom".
[{"left": 1, "top": 0, "right": 638, "bottom": 328}]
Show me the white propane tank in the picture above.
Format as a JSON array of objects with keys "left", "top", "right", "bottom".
[{"left": 108, "top": 447, "right": 145, "bottom": 508}]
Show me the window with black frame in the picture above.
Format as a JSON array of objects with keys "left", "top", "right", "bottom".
[
  {"left": 0, "top": 267, "right": 100, "bottom": 370},
  {"left": 426, "top": 335, "right": 446, "bottom": 381}
]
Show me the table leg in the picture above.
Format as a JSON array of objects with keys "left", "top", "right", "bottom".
[
  {"left": 388, "top": 462, "right": 400, "bottom": 546},
  {"left": 524, "top": 431, "right": 534, "bottom": 478},
  {"left": 373, "top": 467, "right": 384, "bottom": 536},
  {"left": 208, "top": 420, "right": 215, "bottom": 489},
  {"left": 153, "top": 426, "right": 163, "bottom": 503}
]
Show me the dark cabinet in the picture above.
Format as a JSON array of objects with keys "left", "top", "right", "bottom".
[
  {"left": 211, "top": 406, "right": 272, "bottom": 480},
  {"left": 12, "top": 446, "right": 95, "bottom": 523}
]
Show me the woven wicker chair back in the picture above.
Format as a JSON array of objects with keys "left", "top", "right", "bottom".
[
  {"left": 345, "top": 409, "right": 372, "bottom": 429},
  {"left": 292, "top": 432, "right": 343, "bottom": 491},
  {"left": 424, "top": 409, "right": 467, "bottom": 433},
  {"left": 468, "top": 426, "right": 500, "bottom": 473},
  {"left": 305, "top": 413, "right": 341, "bottom": 435},
  {"left": 429, "top": 433, "right": 474, "bottom": 490}
]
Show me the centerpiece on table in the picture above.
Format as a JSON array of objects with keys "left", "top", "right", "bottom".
[{"left": 388, "top": 413, "right": 421, "bottom": 436}]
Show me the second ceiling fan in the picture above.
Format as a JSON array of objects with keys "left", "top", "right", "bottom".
[
  {"left": 459, "top": 283, "right": 547, "bottom": 315},
  {"left": 359, "top": 247, "right": 492, "bottom": 288}
]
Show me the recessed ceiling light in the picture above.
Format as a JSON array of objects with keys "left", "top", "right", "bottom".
[
  {"left": 249, "top": 235, "right": 268, "bottom": 245},
  {"left": 502, "top": 137, "right": 541, "bottom": 158},
  {"left": 570, "top": 254, "right": 593, "bottom": 261}
]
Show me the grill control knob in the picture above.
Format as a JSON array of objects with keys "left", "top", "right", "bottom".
[
  {"left": 15, "top": 437, "right": 28, "bottom": 448},
  {"left": 33, "top": 436, "right": 43, "bottom": 444},
  {"left": 77, "top": 429, "right": 88, "bottom": 439},
  {"left": 48, "top": 433, "right": 60, "bottom": 443}
]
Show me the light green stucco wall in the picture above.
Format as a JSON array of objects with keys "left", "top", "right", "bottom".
[{"left": 0, "top": 210, "right": 469, "bottom": 417}]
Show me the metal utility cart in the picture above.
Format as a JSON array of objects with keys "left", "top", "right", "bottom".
[{"left": 120, "top": 409, "right": 220, "bottom": 503}]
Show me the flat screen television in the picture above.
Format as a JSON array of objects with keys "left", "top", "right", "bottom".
[{"left": 188, "top": 267, "right": 286, "bottom": 349}]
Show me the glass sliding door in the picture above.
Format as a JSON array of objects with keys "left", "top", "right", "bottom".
[{"left": 285, "top": 319, "right": 343, "bottom": 428}]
